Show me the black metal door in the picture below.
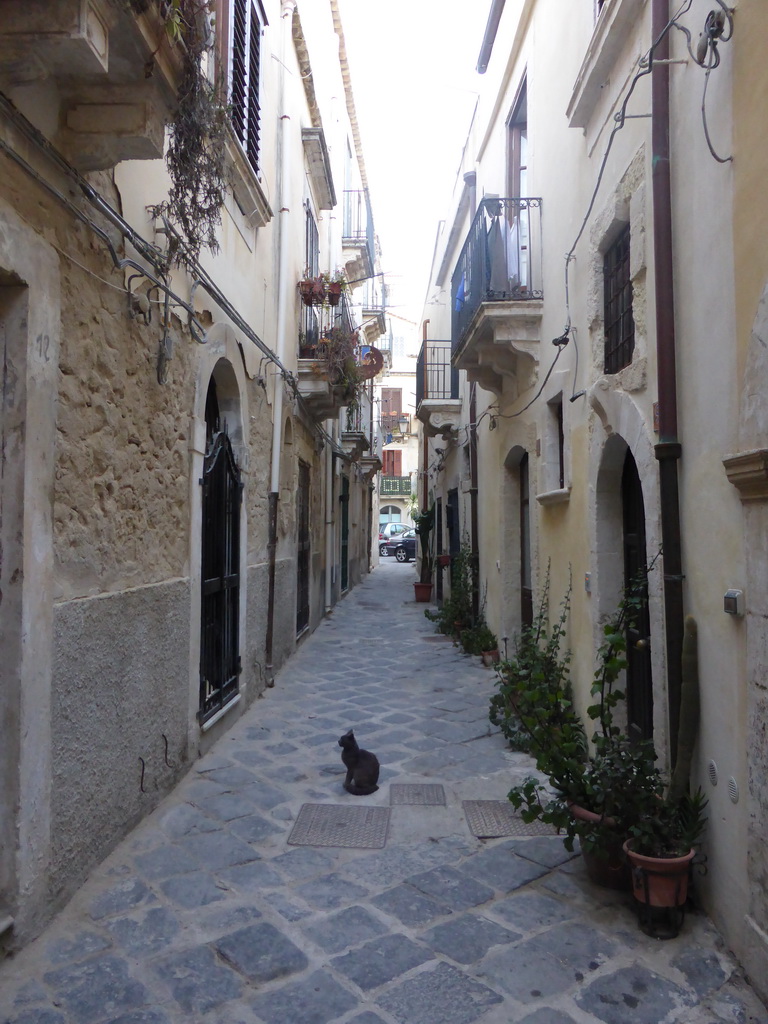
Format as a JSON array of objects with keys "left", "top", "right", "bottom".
[
  {"left": 435, "top": 497, "right": 444, "bottom": 602},
  {"left": 296, "top": 461, "right": 310, "bottom": 634},
  {"left": 446, "top": 489, "right": 460, "bottom": 591},
  {"left": 340, "top": 476, "right": 350, "bottom": 591},
  {"left": 520, "top": 453, "right": 533, "bottom": 627},
  {"left": 199, "top": 430, "right": 242, "bottom": 723},
  {"left": 622, "top": 449, "right": 653, "bottom": 741}
]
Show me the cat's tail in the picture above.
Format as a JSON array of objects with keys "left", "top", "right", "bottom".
[{"left": 344, "top": 781, "right": 379, "bottom": 796}]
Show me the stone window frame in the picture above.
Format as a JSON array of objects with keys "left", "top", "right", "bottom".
[
  {"left": 536, "top": 371, "right": 572, "bottom": 505},
  {"left": 588, "top": 147, "right": 648, "bottom": 394}
]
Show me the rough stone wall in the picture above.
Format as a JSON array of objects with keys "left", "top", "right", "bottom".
[
  {"left": 53, "top": 251, "right": 194, "bottom": 598},
  {"left": 50, "top": 578, "right": 190, "bottom": 909},
  {"left": 245, "top": 377, "right": 273, "bottom": 564}
]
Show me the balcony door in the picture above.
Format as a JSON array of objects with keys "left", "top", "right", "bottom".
[
  {"left": 381, "top": 388, "right": 402, "bottom": 437},
  {"left": 382, "top": 449, "right": 402, "bottom": 476},
  {"left": 506, "top": 77, "right": 529, "bottom": 291}
]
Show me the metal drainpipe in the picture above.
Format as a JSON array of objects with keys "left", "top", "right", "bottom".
[
  {"left": 266, "top": 0, "right": 297, "bottom": 671},
  {"left": 652, "top": 0, "right": 684, "bottom": 767},
  {"left": 469, "top": 381, "right": 480, "bottom": 621},
  {"left": 325, "top": 421, "right": 334, "bottom": 613},
  {"left": 421, "top": 319, "right": 430, "bottom": 509}
]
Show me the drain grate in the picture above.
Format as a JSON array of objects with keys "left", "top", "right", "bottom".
[
  {"left": 288, "top": 803, "right": 391, "bottom": 849},
  {"left": 390, "top": 784, "right": 446, "bottom": 806},
  {"left": 462, "top": 800, "right": 557, "bottom": 838}
]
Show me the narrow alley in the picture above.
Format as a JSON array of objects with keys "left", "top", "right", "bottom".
[{"left": 1, "top": 562, "right": 765, "bottom": 1024}]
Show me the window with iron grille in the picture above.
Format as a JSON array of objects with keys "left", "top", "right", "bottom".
[
  {"left": 231, "top": 0, "right": 264, "bottom": 175},
  {"left": 603, "top": 225, "right": 635, "bottom": 373}
]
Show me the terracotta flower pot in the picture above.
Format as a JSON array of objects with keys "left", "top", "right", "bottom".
[
  {"left": 413, "top": 582, "right": 433, "bottom": 602},
  {"left": 568, "top": 802, "right": 630, "bottom": 890},
  {"left": 623, "top": 840, "right": 695, "bottom": 908},
  {"left": 481, "top": 649, "right": 500, "bottom": 667}
]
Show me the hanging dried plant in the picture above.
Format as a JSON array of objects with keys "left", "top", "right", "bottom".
[{"left": 134, "top": 0, "right": 228, "bottom": 266}]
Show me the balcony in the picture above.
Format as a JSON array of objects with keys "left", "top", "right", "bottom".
[
  {"left": 341, "top": 397, "right": 372, "bottom": 461},
  {"left": 343, "top": 189, "right": 375, "bottom": 284},
  {"left": 451, "top": 198, "right": 544, "bottom": 398},
  {"left": 416, "top": 340, "right": 461, "bottom": 439},
  {"left": 359, "top": 454, "right": 383, "bottom": 482},
  {"left": 380, "top": 476, "right": 412, "bottom": 498},
  {"left": 0, "top": 1, "right": 188, "bottom": 170}
]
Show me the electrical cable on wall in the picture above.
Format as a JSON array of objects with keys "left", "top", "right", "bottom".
[
  {"left": 0, "top": 89, "right": 363, "bottom": 461},
  {"left": 558, "top": 0, "right": 733, "bottom": 403}
]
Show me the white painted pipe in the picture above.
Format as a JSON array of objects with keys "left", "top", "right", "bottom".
[{"left": 270, "top": 0, "right": 297, "bottom": 495}]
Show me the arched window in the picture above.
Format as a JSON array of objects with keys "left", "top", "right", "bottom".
[{"left": 379, "top": 504, "right": 401, "bottom": 524}]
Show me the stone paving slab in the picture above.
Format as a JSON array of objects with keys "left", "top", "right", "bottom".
[{"left": 1, "top": 561, "right": 768, "bottom": 1024}]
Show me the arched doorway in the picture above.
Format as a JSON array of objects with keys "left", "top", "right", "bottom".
[
  {"left": 501, "top": 444, "right": 531, "bottom": 641},
  {"left": 199, "top": 370, "right": 243, "bottom": 725}
]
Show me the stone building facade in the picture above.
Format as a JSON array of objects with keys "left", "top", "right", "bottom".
[
  {"left": 418, "top": 0, "right": 767, "bottom": 999},
  {"left": 0, "top": 0, "right": 383, "bottom": 947}
]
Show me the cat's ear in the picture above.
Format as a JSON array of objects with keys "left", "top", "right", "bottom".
[{"left": 344, "top": 728, "right": 354, "bottom": 738}]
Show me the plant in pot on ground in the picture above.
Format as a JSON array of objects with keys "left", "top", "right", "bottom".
[
  {"left": 460, "top": 621, "right": 498, "bottom": 658},
  {"left": 497, "top": 568, "right": 672, "bottom": 889},
  {"left": 425, "top": 543, "right": 474, "bottom": 634},
  {"left": 622, "top": 614, "right": 708, "bottom": 935},
  {"left": 412, "top": 505, "right": 435, "bottom": 600},
  {"left": 497, "top": 566, "right": 708, "bottom": 919}
]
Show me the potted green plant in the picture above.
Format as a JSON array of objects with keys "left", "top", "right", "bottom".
[
  {"left": 498, "top": 570, "right": 665, "bottom": 890},
  {"left": 459, "top": 621, "right": 498, "bottom": 661},
  {"left": 621, "top": 615, "right": 708, "bottom": 936},
  {"left": 425, "top": 543, "right": 474, "bottom": 631},
  {"left": 412, "top": 505, "right": 435, "bottom": 602}
]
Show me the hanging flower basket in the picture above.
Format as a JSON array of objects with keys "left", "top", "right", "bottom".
[{"left": 327, "top": 281, "right": 343, "bottom": 306}]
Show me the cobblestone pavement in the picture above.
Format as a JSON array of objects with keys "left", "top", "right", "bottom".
[{"left": 2, "top": 560, "right": 768, "bottom": 1024}]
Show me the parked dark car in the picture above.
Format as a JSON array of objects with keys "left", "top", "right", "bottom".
[
  {"left": 386, "top": 528, "right": 417, "bottom": 562},
  {"left": 378, "top": 521, "right": 410, "bottom": 556}
]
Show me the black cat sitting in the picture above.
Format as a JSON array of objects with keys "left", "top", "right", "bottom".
[{"left": 338, "top": 729, "right": 380, "bottom": 795}]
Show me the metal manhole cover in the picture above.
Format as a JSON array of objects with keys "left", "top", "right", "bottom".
[
  {"left": 462, "top": 800, "right": 557, "bottom": 838},
  {"left": 390, "top": 784, "right": 446, "bottom": 806},
  {"left": 288, "top": 804, "right": 391, "bottom": 849}
]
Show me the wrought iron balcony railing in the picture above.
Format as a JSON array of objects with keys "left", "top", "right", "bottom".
[
  {"left": 380, "top": 476, "right": 412, "bottom": 497},
  {"left": 343, "top": 189, "right": 375, "bottom": 277},
  {"left": 416, "top": 340, "right": 459, "bottom": 406},
  {"left": 451, "top": 197, "right": 543, "bottom": 355},
  {"left": 300, "top": 292, "right": 356, "bottom": 358}
]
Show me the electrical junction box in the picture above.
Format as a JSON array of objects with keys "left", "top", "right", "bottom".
[{"left": 724, "top": 589, "right": 744, "bottom": 615}]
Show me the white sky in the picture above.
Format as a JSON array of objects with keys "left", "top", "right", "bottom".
[{"left": 337, "top": 1, "right": 491, "bottom": 334}]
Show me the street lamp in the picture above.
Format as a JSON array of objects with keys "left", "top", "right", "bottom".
[{"left": 398, "top": 414, "right": 410, "bottom": 436}]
